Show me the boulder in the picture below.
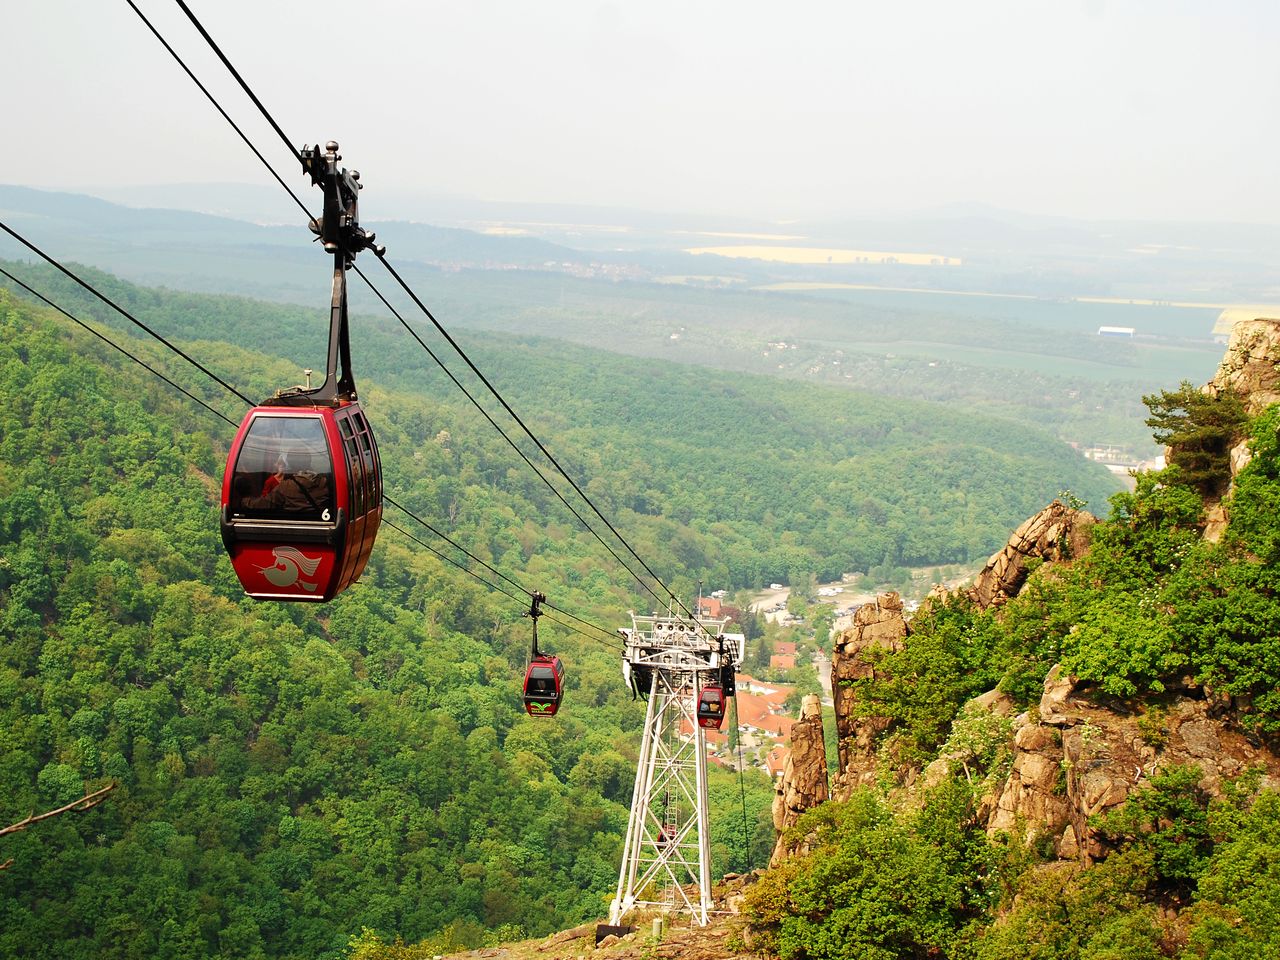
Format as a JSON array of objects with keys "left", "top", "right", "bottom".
[
  {"left": 1038, "top": 665, "right": 1078, "bottom": 726},
  {"left": 968, "top": 501, "right": 1096, "bottom": 610},
  {"left": 1207, "top": 317, "right": 1280, "bottom": 416}
]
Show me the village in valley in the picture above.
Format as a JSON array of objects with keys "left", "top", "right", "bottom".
[
  {"left": 684, "top": 561, "right": 982, "bottom": 780},
  {"left": 678, "top": 582, "right": 857, "bottom": 780}
]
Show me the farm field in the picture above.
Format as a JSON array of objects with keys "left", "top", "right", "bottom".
[
  {"left": 829, "top": 337, "right": 1222, "bottom": 385},
  {"left": 687, "top": 244, "right": 962, "bottom": 266},
  {"left": 756, "top": 283, "right": 1229, "bottom": 341}
]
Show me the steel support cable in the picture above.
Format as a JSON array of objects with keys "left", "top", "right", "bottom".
[
  {"left": 0, "top": 268, "right": 238, "bottom": 428},
  {"left": 124, "top": 0, "right": 313, "bottom": 221},
  {"left": 372, "top": 253, "right": 718, "bottom": 638},
  {"left": 542, "top": 600, "right": 623, "bottom": 647},
  {"left": 379, "top": 520, "right": 622, "bottom": 650},
  {"left": 385, "top": 495, "right": 622, "bottom": 645},
  {"left": 150, "top": 0, "right": 714, "bottom": 639},
  {"left": 731, "top": 695, "right": 753, "bottom": 870},
  {"left": 0, "top": 220, "right": 255, "bottom": 407},
  {"left": 171, "top": 0, "right": 301, "bottom": 163},
  {"left": 153, "top": 0, "right": 721, "bottom": 642},
  {"left": 2, "top": 229, "right": 622, "bottom": 656},
  {"left": 384, "top": 494, "right": 529, "bottom": 598},
  {"left": 131, "top": 0, "right": 674, "bottom": 621},
  {"left": 353, "top": 266, "right": 671, "bottom": 613},
  {"left": 380, "top": 516, "right": 521, "bottom": 605}
]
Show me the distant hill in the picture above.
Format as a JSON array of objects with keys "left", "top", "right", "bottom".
[
  {"left": 0, "top": 184, "right": 587, "bottom": 297},
  {"left": 0, "top": 185, "right": 1233, "bottom": 457}
]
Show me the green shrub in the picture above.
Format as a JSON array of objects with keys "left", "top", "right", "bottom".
[
  {"left": 1093, "top": 765, "right": 1212, "bottom": 894},
  {"left": 1183, "top": 790, "right": 1280, "bottom": 959},
  {"left": 745, "top": 790, "right": 983, "bottom": 960}
]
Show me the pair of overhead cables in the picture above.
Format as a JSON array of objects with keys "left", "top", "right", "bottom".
[
  {"left": 126, "top": 0, "right": 757, "bottom": 856},
  {"left": 126, "top": 0, "right": 720, "bottom": 642}
]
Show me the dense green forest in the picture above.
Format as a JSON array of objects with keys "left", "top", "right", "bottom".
[
  {"left": 0, "top": 288, "right": 777, "bottom": 959},
  {"left": 0, "top": 258, "right": 1119, "bottom": 588},
  {"left": 0, "top": 261, "right": 1114, "bottom": 959},
  {"left": 745, "top": 387, "right": 1280, "bottom": 958}
]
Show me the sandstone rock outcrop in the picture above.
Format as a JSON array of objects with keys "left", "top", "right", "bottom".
[
  {"left": 1197, "top": 316, "right": 1280, "bottom": 540},
  {"left": 1206, "top": 317, "right": 1280, "bottom": 416},
  {"left": 966, "top": 500, "right": 1096, "bottom": 610},
  {"left": 818, "top": 504, "right": 1095, "bottom": 811},
  {"left": 770, "top": 694, "right": 829, "bottom": 866},
  {"left": 829, "top": 593, "right": 906, "bottom": 798},
  {"left": 919, "top": 687, "right": 1017, "bottom": 812},
  {"left": 984, "top": 665, "right": 1280, "bottom": 862}
]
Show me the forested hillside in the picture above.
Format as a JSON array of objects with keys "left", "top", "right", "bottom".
[
  {"left": 0, "top": 187, "right": 1231, "bottom": 455},
  {"left": 0, "top": 264, "right": 1112, "bottom": 960},
  {"left": 745, "top": 354, "right": 1280, "bottom": 958}
]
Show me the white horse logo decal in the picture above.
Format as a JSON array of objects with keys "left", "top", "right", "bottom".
[{"left": 257, "top": 546, "right": 323, "bottom": 592}]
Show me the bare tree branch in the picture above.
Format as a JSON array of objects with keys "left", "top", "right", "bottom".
[{"left": 0, "top": 782, "right": 116, "bottom": 855}]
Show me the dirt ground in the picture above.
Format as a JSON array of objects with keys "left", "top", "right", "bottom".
[{"left": 443, "top": 876, "right": 763, "bottom": 960}]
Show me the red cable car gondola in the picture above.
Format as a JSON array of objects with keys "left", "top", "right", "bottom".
[
  {"left": 521, "top": 592, "right": 565, "bottom": 717},
  {"left": 220, "top": 142, "right": 383, "bottom": 602},
  {"left": 221, "top": 401, "right": 381, "bottom": 601},
  {"left": 696, "top": 683, "right": 726, "bottom": 729},
  {"left": 524, "top": 655, "right": 565, "bottom": 718}
]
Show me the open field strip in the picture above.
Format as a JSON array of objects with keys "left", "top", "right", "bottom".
[
  {"left": 686, "top": 245, "right": 961, "bottom": 266},
  {"left": 756, "top": 281, "right": 1035, "bottom": 299}
]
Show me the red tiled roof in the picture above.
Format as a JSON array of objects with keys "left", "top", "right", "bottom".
[
  {"left": 734, "top": 691, "right": 778, "bottom": 727},
  {"left": 775, "top": 641, "right": 797, "bottom": 656},
  {"left": 765, "top": 746, "right": 788, "bottom": 777},
  {"left": 769, "top": 654, "right": 796, "bottom": 671},
  {"left": 753, "top": 714, "right": 795, "bottom": 738}
]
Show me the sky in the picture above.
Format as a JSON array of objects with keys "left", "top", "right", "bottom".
[{"left": 7, "top": 0, "right": 1280, "bottom": 225}]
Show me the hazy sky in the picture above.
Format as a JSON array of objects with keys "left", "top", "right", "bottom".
[{"left": 8, "top": 0, "right": 1279, "bottom": 224}]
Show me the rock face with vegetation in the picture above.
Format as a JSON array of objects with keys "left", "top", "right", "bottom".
[
  {"left": 1206, "top": 317, "right": 1280, "bottom": 414},
  {"left": 986, "top": 665, "right": 1280, "bottom": 863},
  {"left": 1196, "top": 315, "right": 1280, "bottom": 539},
  {"left": 965, "top": 500, "right": 1096, "bottom": 610},
  {"left": 748, "top": 318, "right": 1280, "bottom": 959},
  {"left": 824, "top": 503, "right": 1095, "bottom": 805},
  {"left": 829, "top": 593, "right": 907, "bottom": 797}
]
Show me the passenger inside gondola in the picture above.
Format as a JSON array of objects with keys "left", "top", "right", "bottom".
[
  {"left": 526, "top": 663, "right": 557, "bottom": 697},
  {"left": 231, "top": 417, "right": 334, "bottom": 521},
  {"left": 242, "top": 449, "right": 331, "bottom": 516}
]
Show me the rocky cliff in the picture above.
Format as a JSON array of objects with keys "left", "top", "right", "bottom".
[
  {"left": 828, "top": 593, "right": 907, "bottom": 797},
  {"left": 1200, "top": 316, "right": 1280, "bottom": 540},
  {"left": 769, "top": 316, "right": 1280, "bottom": 877},
  {"left": 817, "top": 501, "right": 1095, "bottom": 803},
  {"left": 985, "top": 666, "right": 1280, "bottom": 862}
]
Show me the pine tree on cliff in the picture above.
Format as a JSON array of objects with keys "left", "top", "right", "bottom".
[{"left": 1143, "top": 381, "right": 1247, "bottom": 497}]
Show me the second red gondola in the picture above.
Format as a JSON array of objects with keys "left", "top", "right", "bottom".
[
  {"left": 523, "top": 654, "right": 566, "bottom": 718},
  {"left": 696, "top": 683, "right": 726, "bottom": 729}
]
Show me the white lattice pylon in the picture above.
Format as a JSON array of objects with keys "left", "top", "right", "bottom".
[{"left": 609, "top": 614, "right": 732, "bottom": 927}]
